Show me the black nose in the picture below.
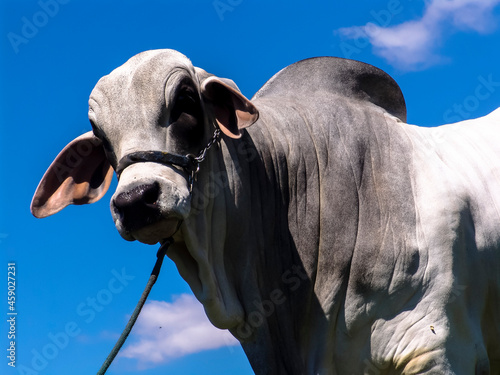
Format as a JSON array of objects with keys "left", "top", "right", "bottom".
[{"left": 113, "top": 183, "right": 162, "bottom": 232}]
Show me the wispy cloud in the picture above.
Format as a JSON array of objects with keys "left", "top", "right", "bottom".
[
  {"left": 338, "top": 0, "right": 500, "bottom": 70},
  {"left": 118, "top": 294, "right": 239, "bottom": 369}
]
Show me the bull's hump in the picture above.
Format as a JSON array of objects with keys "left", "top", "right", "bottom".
[{"left": 253, "top": 57, "right": 406, "bottom": 122}]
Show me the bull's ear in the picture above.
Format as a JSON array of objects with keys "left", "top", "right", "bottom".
[
  {"left": 31, "top": 131, "right": 114, "bottom": 218},
  {"left": 201, "top": 77, "right": 259, "bottom": 139}
]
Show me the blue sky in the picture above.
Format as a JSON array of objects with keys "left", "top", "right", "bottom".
[{"left": 1, "top": 0, "right": 500, "bottom": 374}]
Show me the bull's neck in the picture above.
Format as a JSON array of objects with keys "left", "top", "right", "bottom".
[
  {"left": 213, "top": 117, "right": 350, "bottom": 373},
  {"left": 204, "top": 100, "right": 415, "bottom": 374}
]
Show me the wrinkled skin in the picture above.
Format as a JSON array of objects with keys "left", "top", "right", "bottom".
[{"left": 31, "top": 50, "right": 500, "bottom": 374}]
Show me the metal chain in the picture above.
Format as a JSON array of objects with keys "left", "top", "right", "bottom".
[
  {"left": 195, "top": 128, "right": 221, "bottom": 163},
  {"left": 187, "top": 128, "right": 221, "bottom": 192}
]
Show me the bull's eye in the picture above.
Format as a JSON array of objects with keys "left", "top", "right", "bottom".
[
  {"left": 168, "top": 87, "right": 204, "bottom": 152},
  {"left": 89, "top": 120, "right": 116, "bottom": 167},
  {"left": 170, "top": 91, "right": 199, "bottom": 124},
  {"left": 90, "top": 122, "right": 113, "bottom": 153},
  {"left": 100, "top": 136, "right": 113, "bottom": 153}
]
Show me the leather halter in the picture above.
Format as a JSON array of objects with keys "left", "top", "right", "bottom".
[{"left": 115, "top": 128, "right": 221, "bottom": 191}]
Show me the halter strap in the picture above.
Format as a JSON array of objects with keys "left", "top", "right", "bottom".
[
  {"left": 116, "top": 151, "right": 197, "bottom": 177},
  {"left": 115, "top": 128, "right": 221, "bottom": 191}
]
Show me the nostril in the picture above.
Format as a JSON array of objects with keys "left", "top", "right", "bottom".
[
  {"left": 113, "top": 182, "right": 162, "bottom": 232},
  {"left": 143, "top": 183, "right": 159, "bottom": 205},
  {"left": 114, "top": 183, "right": 159, "bottom": 208}
]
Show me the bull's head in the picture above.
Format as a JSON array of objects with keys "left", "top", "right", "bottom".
[{"left": 31, "top": 49, "right": 259, "bottom": 329}]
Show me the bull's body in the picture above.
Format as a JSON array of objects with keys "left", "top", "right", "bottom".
[
  {"left": 213, "top": 58, "right": 500, "bottom": 373},
  {"left": 31, "top": 50, "right": 500, "bottom": 374}
]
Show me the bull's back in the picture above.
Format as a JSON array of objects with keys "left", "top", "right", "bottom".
[
  {"left": 406, "top": 108, "right": 500, "bottom": 368},
  {"left": 415, "top": 108, "right": 500, "bottom": 248}
]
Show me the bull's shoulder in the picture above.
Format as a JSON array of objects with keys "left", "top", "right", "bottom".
[{"left": 253, "top": 57, "right": 406, "bottom": 122}]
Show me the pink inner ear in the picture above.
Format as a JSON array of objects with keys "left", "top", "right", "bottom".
[
  {"left": 202, "top": 77, "right": 259, "bottom": 139},
  {"left": 235, "top": 109, "right": 258, "bottom": 128},
  {"left": 31, "top": 132, "right": 114, "bottom": 218},
  {"left": 214, "top": 104, "right": 242, "bottom": 139},
  {"left": 217, "top": 119, "right": 242, "bottom": 139}
]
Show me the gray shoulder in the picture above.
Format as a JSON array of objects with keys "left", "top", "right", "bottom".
[{"left": 253, "top": 57, "right": 406, "bottom": 122}]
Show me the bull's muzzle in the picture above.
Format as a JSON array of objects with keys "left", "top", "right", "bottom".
[
  {"left": 113, "top": 182, "right": 162, "bottom": 232},
  {"left": 110, "top": 162, "right": 191, "bottom": 245}
]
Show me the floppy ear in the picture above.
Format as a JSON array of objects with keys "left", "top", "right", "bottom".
[
  {"left": 31, "top": 131, "right": 114, "bottom": 218},
  {"left": 201, "top": 76, "right": 259, "bottom": 139}
]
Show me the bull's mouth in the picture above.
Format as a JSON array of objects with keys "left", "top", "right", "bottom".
[{"left": 119, "top": 217, "right": 182, "bottom": 245}]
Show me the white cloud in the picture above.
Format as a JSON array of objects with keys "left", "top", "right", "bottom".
[
  {"left": 118, "top": 294, "right": 239, "bottom": 369},
  {"left": 338, "top": 0, "right": 500, "bottom": 70}
]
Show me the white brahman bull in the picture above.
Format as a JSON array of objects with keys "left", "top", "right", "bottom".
[{"left": 31, "top": 49, "right": 500, "bottom": 374}]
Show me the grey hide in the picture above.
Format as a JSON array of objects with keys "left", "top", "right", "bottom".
[{"left": 31, "top": 50, "right": 500, "bottom": 374}]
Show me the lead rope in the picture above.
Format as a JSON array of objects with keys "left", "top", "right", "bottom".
[
  {"left": 97, "top": 238, "right": 173, "bottom": 374},
  {"left": 96, "top": 128, "right": 220, "bottom": 374}
]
